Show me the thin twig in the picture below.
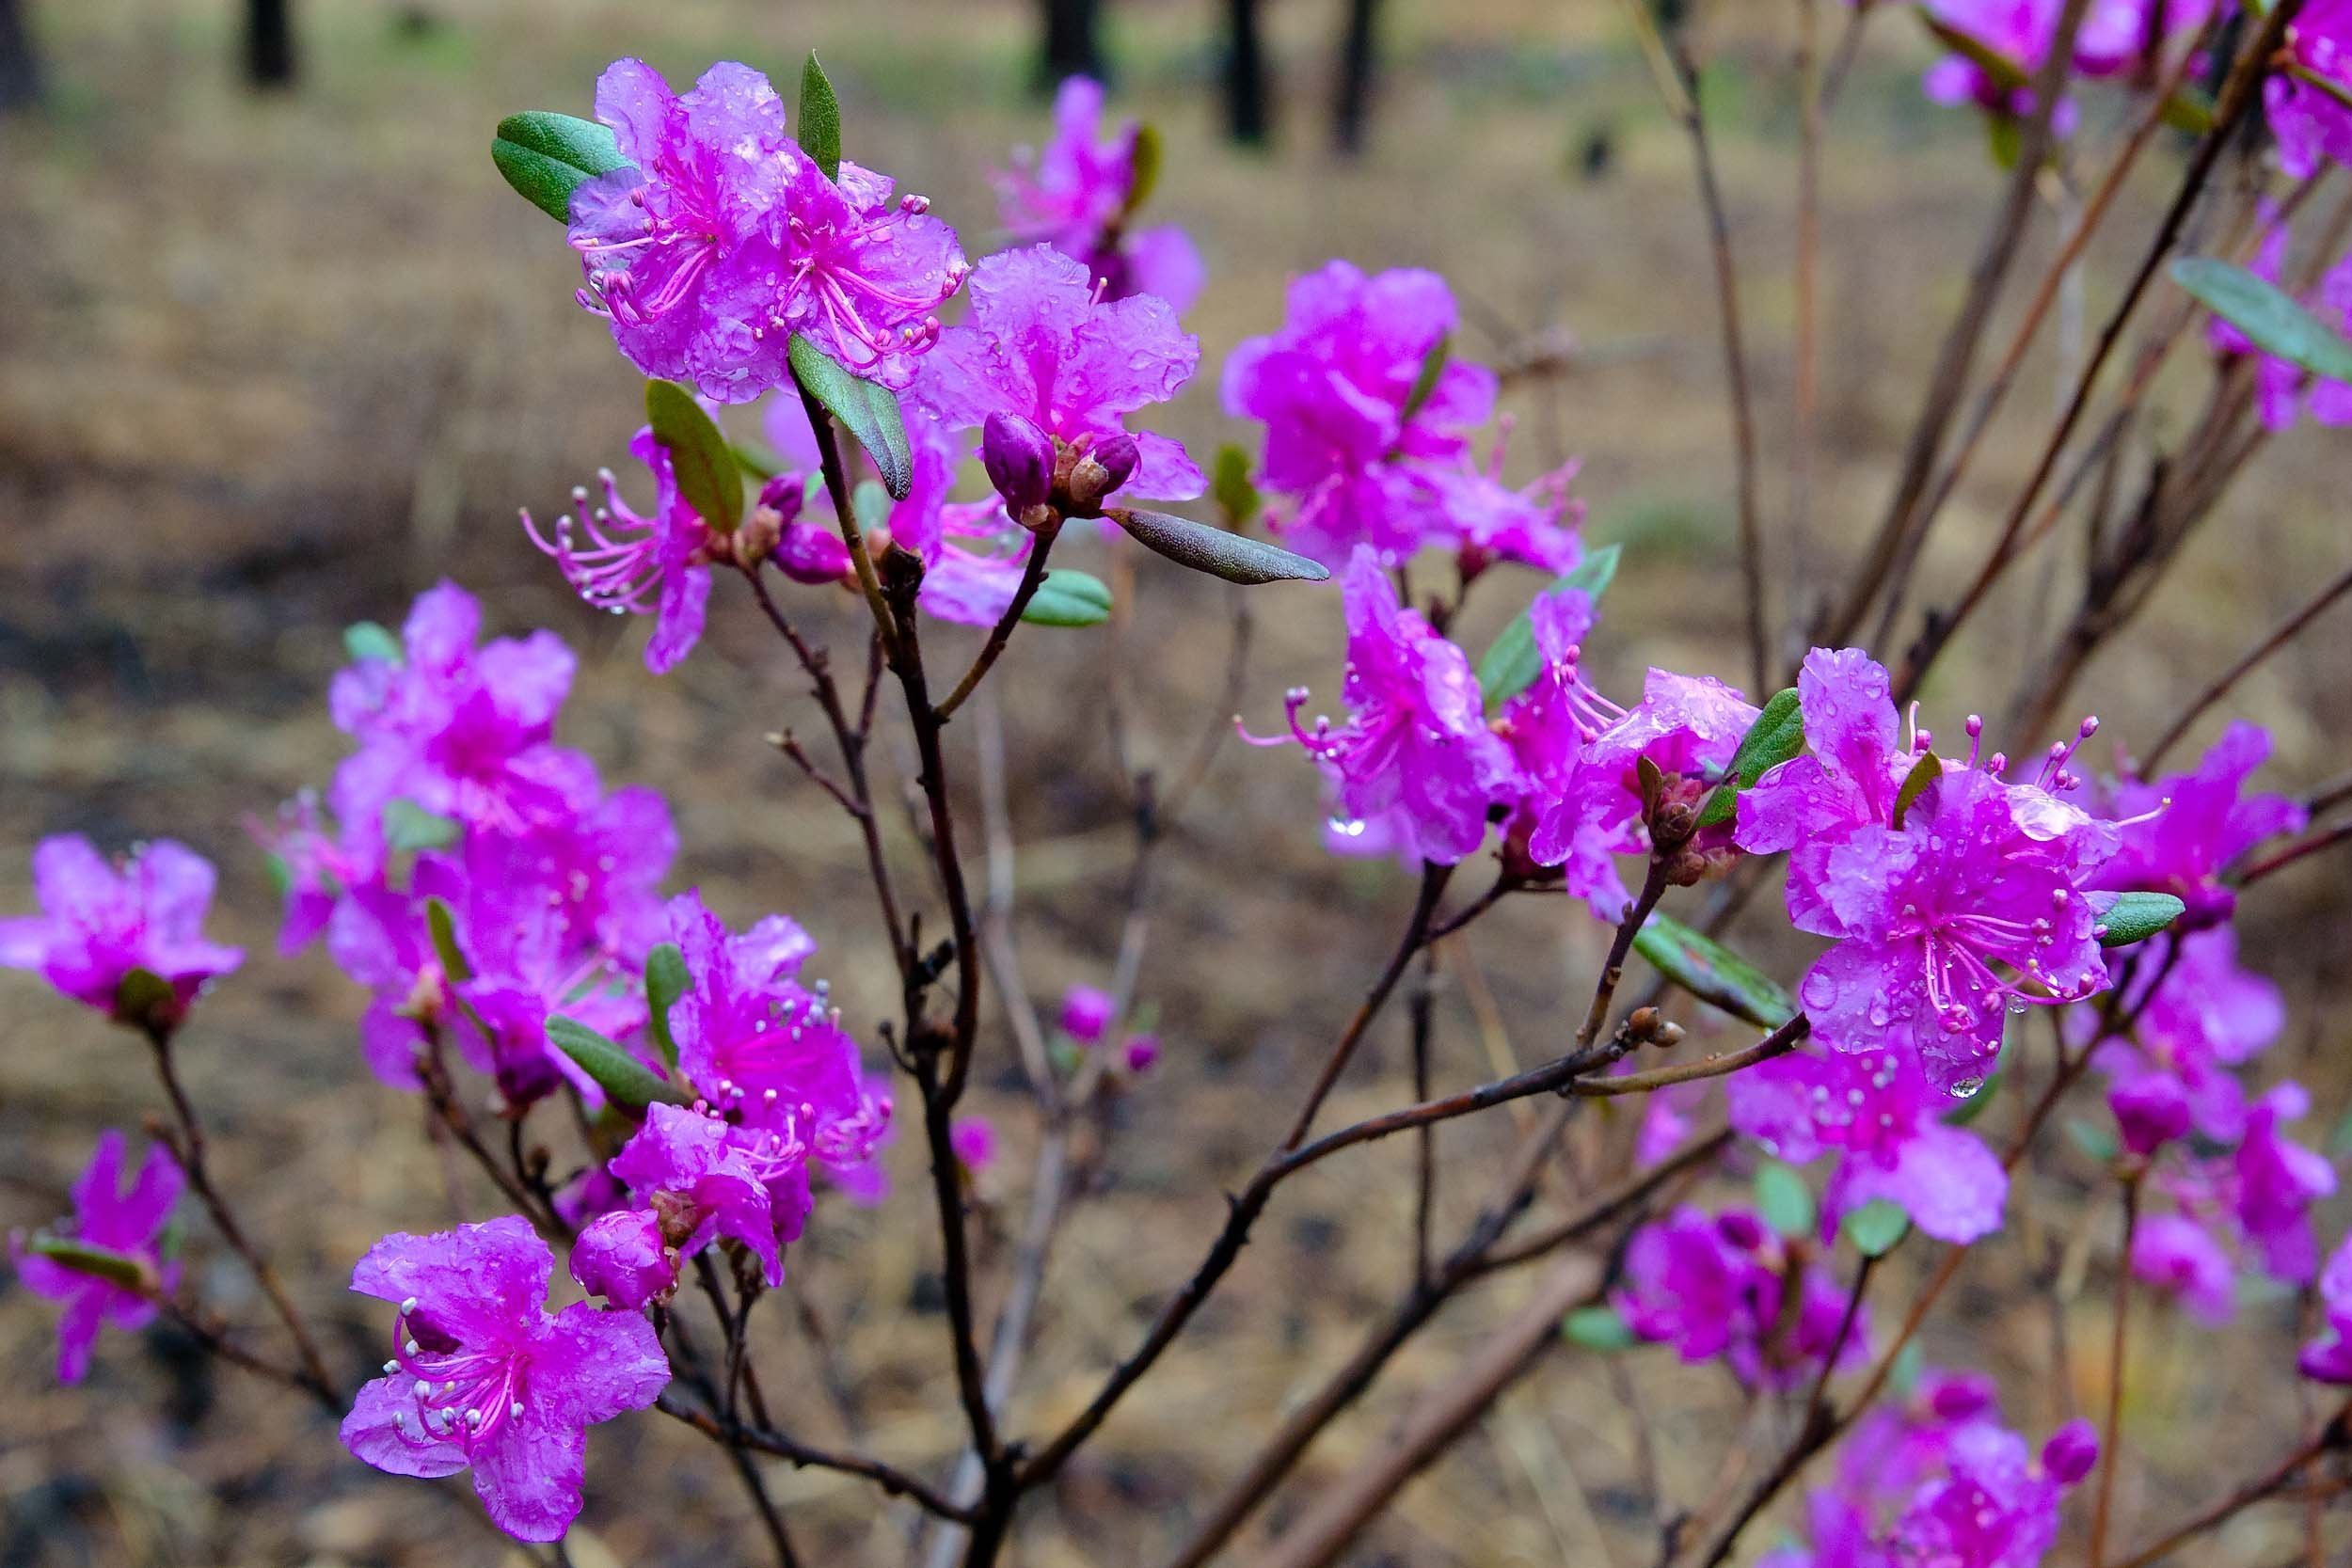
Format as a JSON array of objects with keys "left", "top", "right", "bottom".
[
  {"left": 2139, "top": 555, "right": 2352, "bottom": 770},
  {"left": 2090, "top": 1171, "right": 2143, "bottom": 1567},
  {"left": 655, "top": 1393, "right": 982, "bottom": 1523}
]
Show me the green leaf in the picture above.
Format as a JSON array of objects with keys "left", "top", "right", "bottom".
[
  {"left": 2095, "top": 891, "right": 2186, "bottom": 948},
  {"left": 1121, "top": 122, "right": 1162, "bottom": 221},
  {"left": 2172, "top": 256, "right": 2352, "bottom": 383},
  {"left": 547, "top": 1016, "right": 685, "bottom": 1110},
  {"left": 644, "top": 942, "right": 690, "bottom": 1070},
  {"left": 787, "top": 335, "right": 915, "bottom": 499},
  {"left": 1212, "top": 444, "right": 1261, "bottom": 529},
  {"left": 343, "top": 621, "right": 402, "bottom": 665},
  {"left": 2160, "top": 84, "right": 2215, "bottom": 135},
  {"left": 1562, "top": 1305, "right": 1639, "bottom": 1351},
  {"left": 383, "top": 798, "right": 459, "bottom": 855},
  {"left": 1632, "top": 911, "right": 1797, "bottom": 1030},
  {"left": 1890, "top": 751, "right": 1942, "bottom": 831},
  {"left": 645, "top": 379, "right": 744, "bottom": 534},
  {"left": 492, "top": 110, "right": 628, "bottom": 222},
  {"left": 1756, "top": 1163, "right": 1817, "bottom": 1240},
  {"left": 1021, "top": 569, "right": 1115, "bottom": 626},
  {"left": 2065, "top": 1117, "right": 2120, "bottom": 1164},
  {"left": 113, "top": 967, "right": 176, "bottom": 1025},
  {"left": 1888, "top": 1339, "right": 1925, "bottom": 1400},
  {"left": 798, "top": 52, "right": 842, "bottom": 183},
  {"left": 1842, "top": 1199, "right": 1911, "bottom": 1258},
  {"left": 1918, "top": 13, "right": 2029, "bottom": 91},
  {"left": 1108, "top": 507, "right": 1332, "bottom": 585},
  {"left": 1698, "top": 687, "right": 1805, "bottom": 828},
  {"left": 1477, "top": 544, "right": 1622, "bottom": 713},
  {"left": 851, "top": 479, "right": 894, "bottom": 536},
  {"left": 424, "top": 895, "right": 472, "bottom": 983},
  {"left": 28, "top": 1234, "right": 152, "bottom": 1291},
  {"left": 1399, "top": 333, "right": 1451, "bottom": 426}
]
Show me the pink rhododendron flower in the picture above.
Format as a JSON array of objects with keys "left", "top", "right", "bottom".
[
  {"left": 2086, "top": 926, "right": 2282, "bottom": 1147},
  {"left": 1059, "top": 984, "right": 1115, "bottom": 1044},
  {"left": 341, "top": 1216, "right": 669, "bottom": 1542},
  {"left": 2233, "top": 1081, "right": 2336, "bottom": 1283},
  {"left": 1247, "top": 547, "right": 1523, "bottom": 865},
  {"left": 2130, "top": 1211, "right": 2236, "bottom": 1323},
  {"left": 2085, "top": 721, "right": 2309, "bottom": 929},
  {"left": 1728, "top": 1046, "right": 2010, "bottom": 1243},
  {"left": 1221, "top": 261, "right": 1501, "bottom": 565},
  {"left": 9, "top": 1132, "right": 183, "bottom": 1383},
  {"left": 1921, "top": 0, "right": 2212, "bottom": 119},
  {"left": 1491, "top": 589, "right": 1641, "bottom": 918},
  {"left": 1614, "top": 1205, "right": 1869, "bottom": 1390},
  {"left": 663, "top": 891, "right": 892, "bottom": 1196},
  {"left": 0, "top": 836, "right": 242, "bottom": 1024},
  {"left": 569, "top": 1209, "right": 675, "bottom": 1310},
  {"left": 523, "top": 427, "right": 721, "bottom": 673},
  {"left": 570, "top": 60, "right": 965, "bottom": 398},
  {"left": 598, "top": 1101, "right": 814, "bottom": 1295},
  {"left": 2268, "top": 0, "right": 2352, "bottom": 179},
  {"left": 2298, "top": 1231, "right": 2352, "bottom": 1382},
  {"left": 996, "top": 76, "right": 1206, "bottom": 313},
  {"left": 914, "top": 244, "right": 1204, "bottom": 505}
]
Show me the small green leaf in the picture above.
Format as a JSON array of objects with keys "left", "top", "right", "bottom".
[
  {"left": 1890, "top": 752, "right": 1943, "bottom": 831},
  {"left": 1698, "top": 687, "right": 1806, "bottom": 829},
  {"left": 1632, "top": 911, "right": 1797, "bottom": 1030},
  {"left": 113, "top": 967, "right": 177, "bottom": 1026},
  {"left": 1021, "top": 569, "right": 1115, "bottom": 626},
  {"left": 1888, "top": 1339, "right": 1925, "bottom": 1399},
  {"left": 28, "top": 1234, "right": 152, "bottom": 1291},
  {"left": 2173, "top": 256, "right": 2352, "bottom": 383},
  {"left": 644, "top": 942, "right": 690, "bottom": 1070},
  {"left": 1212, "top": 444, "right": 1261, "bottom": 529},
  {"left": 2064, "top": 1117, "right": 2120, "bottom": 1164},
  {"left": 1477, "top": 544, "right": 1622, "bottom": 714},
  {"left": 798, "top": 52, "right": 842, "bottom": 183},
  {"left": 851, "top": 479, "right": 894, "bottom": 536},
  {"left": 1842, "top": 1199, "right": 1910, "bottom": 1258},
  {"left": 1121, "top": 122, "right": 1162, "bottom": 221},
  {"left": 424, "top": 895, "right": 472, "bottom": 983},
  {"left": 1399, "top": 333, "right": 1451, "bottom": 426},
  {"left": 645, "top": 379, "right": 744, "bottom": 534},
  {"left": 1562, "top": 1305, "right": 1639, "bottom": 1351},
  {"left": 788, "top": 335, "right": 915, "bottom": 499},
  {"left": 2095, "top": 892, "right": 2186, "bottom": 948},
  {"left": 1756, "top": 1163, "right": 1817, "bottom": 1240},
  {"left": 492, "top": 110, "right": 629, "bottom": 222},
  {"left": 547, "top": 1016, "right": 685, "bottom": 1110},
  {"left": 2159, "top": 84, "right": 2215, "bottom": 135},
  {"left": 1108, "top": 507, "right": 1331, "bottom": 585},
  {"left": 343, "top": 621, "right": 402, "bottom": 665},
  {"left": 383, "top": 799, "right": 460, "bottom": 855}
]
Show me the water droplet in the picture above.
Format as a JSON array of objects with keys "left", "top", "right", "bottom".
[
  {"left": 1327, "top": 816, "right": 1368, "bottom": 839},
  {"left": 1948, "top": 1075, "right": 1985, "bottom": 1101}
]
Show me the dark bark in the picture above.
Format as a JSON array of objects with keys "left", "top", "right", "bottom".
[
  {"left": 1036, "top": 0, "right": 1103, "bottom": 90},
  {"left": 0, "top": 0, "right": 40, "bottom": 114},
  {"left": 1332, "top": 0, "right": 1379, "bottom": 155},
  {"left": 245, "top": 0, "right": 294, "bottom": 89},
  {"left": 1225, "top": 0, "right": 1271, "bottom": 146}
]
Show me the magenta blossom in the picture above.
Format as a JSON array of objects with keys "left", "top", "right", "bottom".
[
  {"left": 1247, "top": 547, "right": 1523, "bottom": 865},
  {"left": 914, "top": 244, "right": 1204, "bottom": 506},
  {"left": 2268, "top": 0, "right": 2352, "bottom": 179},
  {"left": 1614, "top": 1206, "right": 1869, "bottom": 1391},
  {"left": 524, "top": 427, "right": 721, "bottom": 674},
  {"left": 2087, "top": 926, "right": 2283, "bottom": 1147},
  {"left": 10, "top": 1132, "right": 183, "bottom": 1383},
  {"left": 1221, "top": 260, "right": 1499, "bottom": 566},
  {"left": 1, "top": 836, "right": 243, "bottom": 1025},
  {"left": 2233, "top": 1081, "right": 2336, "bottom": 1283},
  {"left": 329, "top": 582, "right": 591, "bottom": 876},
  {"left": 570, "top": 60, "right": 965, "bottom": 399},
  {"left": 1491, "top": 589, "right": 1642, "bottom": 919},
  {"left": 2298, "top": 1231, "right": 2352, "bottom": 1382},
  {"left": 996, "top": 76, "right": 1206, "bottom": 313},
  {"left": 881, "top": 420, "right": 1038, "bottom": 626},
  {"left": 2088, "top": 721, "right": 2309, "bottom": 929},
  {"left": 596, "top": 1102, "right": 814, "bottom": 1298},
  {"left": 1921, "top": 0, "right": 2212, "bottom": 119},
  {"left": 2130, "top": 1211, "right": 2237, "bottom": 1323},
  {"left": 1060, "top": 984, "right": 1116, "bottom": 1044},
  {"left": 664, "top": 891, "right": 892, "bottom": 1196},
  {"left": 950, "top": 1116, "right": 997, "bottom": 1175},
  {"left": 341, "top": 1217, "right": 669, "bottom": 1542},
  {"left": 569, "top": 1210, "right": 675, "bottom": 1311},
  {"left": 1728, "top": 1046, "right": 2010, "bottom": 1243}
]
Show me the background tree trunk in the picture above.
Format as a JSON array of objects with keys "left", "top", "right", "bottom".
[
  {"left": 1225, "top": 0, "right": 1271, "bottom": 146},
  {"left": 1331, "top": 0, "right": 1379, "bottom": 154},
  {"left": 0, "top": 0, "right": 41, "bottom": 114},
  {"left": 1036, "top": 0, "right": 1103, "bottom": 90},
  {"left": 246, "top": 0, "right": 295, "bottom": 89}
]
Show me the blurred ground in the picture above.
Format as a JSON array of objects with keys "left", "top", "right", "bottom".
[{"left": 1, "top": 1, "right": 2347, "bottom": 1564}]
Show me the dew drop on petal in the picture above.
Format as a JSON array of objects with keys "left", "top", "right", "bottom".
[{"left": 1948, "top": 1075, "right": 1985, "bottom": 1101}]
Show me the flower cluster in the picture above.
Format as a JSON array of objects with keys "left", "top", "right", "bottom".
[
  {"left": 0, "top": 835, "right": 243, "bottom": 1028},
  {"left": 994, "top": 76, "right": 1205, "bottom": 313},
  {"left": 1919, "top": 0, "right": 2215, "bottom": 124},
  {"left": 1614, "top": 1205, "right": 1869, "bottom": 1390},
  {"left": 9, "top": 1132, "right": 183, "bottom": 1383}
]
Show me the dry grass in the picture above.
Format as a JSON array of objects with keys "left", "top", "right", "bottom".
[{"left": 0, "top": 1, "right": 2345, "bottom": 1563}]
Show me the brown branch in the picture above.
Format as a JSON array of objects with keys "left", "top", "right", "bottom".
[
  {"left": 1279, "top": 861, "right": 1454, "bottom": 1150},
  {"left": 2139, "top": 555, "right": 2352, "bottom": 770},
  {"left": 2108, "top": 1406, "right": 2350, "bottom": 1568},
  {"left": 655, "top": 1392, "right": 981, "bottom": 1523},
  {"left": 934, "top": 520, "right": 1062, "bottom": 722}
]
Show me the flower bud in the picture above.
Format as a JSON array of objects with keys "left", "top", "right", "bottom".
[
  {"left": 982, "top": 412, "right": 1056, "bottom": 518},
  {"left": 1064, "top": 432, "right": 1140, "bottom": 515},
  {"left": 1122, "top": 1033, "right": 1161, "bottom": 1074},
  {"left": 776, "top": 523, "right": 854, "bottom": 586},
  {"left": 2040, "top": 1418, "right": 2100, "bottom": 1484},
  {"left": 571, "top": 1208, "right": 679, "bottom": 1309},
  {"left": 755, "top": 472, "right": 807, "bottom": 525},
  {"left": 2108, "top": 1075, "right": 2192, "bottom": 1156}
]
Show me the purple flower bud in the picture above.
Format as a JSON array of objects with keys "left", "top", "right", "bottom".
[
  {"left": 776, "top": 523, "right": 854, "bottom": 586},
  {"left": 2108, "top": 1073, "right": 2192, "bottom": 1156},
  {"left": 1061, "top": 431, "right": 1141, "bottom": 516},
  {"left": 982, "top": 412, "right": 1056, "bottom": 516},
  {"left": 755, "top": 472, "right": 807, "bottom": 525},
  {"left": 570, "top": 1208, "right": 678, "bottom": 1309},
  {"left": 1122, "top": 1033, "right": 1161, "bottom": 1074},
  {"left": 950, "top": 1116, "right": 996, "bottom": 1175},
  {"left": 2040, "top": 1418, "right": 2100, "bottom": 1484},
  {"left": 1925, "top": 1370, "right": 1998, "bottom": 1421},
  {"left": 1059, "top": 985, "right": 1115, "bottom": 1045},
  {"left": 1715, "top": 1211, "right": 1767, "bottom": 1251},
  {"left": 1089, "top": 432, "right": 1139, "bottom": 495}
]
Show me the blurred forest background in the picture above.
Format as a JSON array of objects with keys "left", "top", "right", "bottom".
[{"left": 0, "top": 0, "right": 2346, "bottom": 1564}]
